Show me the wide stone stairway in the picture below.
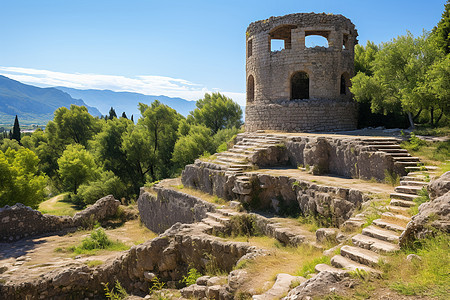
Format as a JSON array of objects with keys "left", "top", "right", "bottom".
[{"left": 315, "top": 168, "right": 432, "bottom": 276}]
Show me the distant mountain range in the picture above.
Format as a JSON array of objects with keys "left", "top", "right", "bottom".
[
  {"left": 0, "top": 75, "right": 198, "bottom": 125},
  {"left": 0, "top": 75, "right": 101, "bottom": 125},
  {"left": 56, "top": 87, "right": 197, "bottom": 118}
]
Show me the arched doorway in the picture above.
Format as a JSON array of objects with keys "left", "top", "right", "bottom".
[
  {"left": 247, "top": 75, "right": 255, "bottom": 103},
  {"left": 291, "top": 71, "right": 309, "bottom": 100}
]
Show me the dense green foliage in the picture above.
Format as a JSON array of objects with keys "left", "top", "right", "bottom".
[
  {"left": 351, "top": 2, "right": 450, "bottom": 128},
  {"left": 0, "top": 147, "right": 46, "bottom": 208},
  {"left": 0, "top": 92, "right": 242, "bottom": 208},
  {"left": 188, "top": 92, "right": 243, "bottom": 133}
]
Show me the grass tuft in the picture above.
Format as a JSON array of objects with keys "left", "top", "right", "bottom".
[{"left": 69, "top": 228, "right": 129, "bottom": 255}]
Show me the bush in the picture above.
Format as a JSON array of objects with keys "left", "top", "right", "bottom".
[
  {"left": 69, "top": 228, "right": 128, "bottom": 254},
  {"left": 181, "top": 268, "right": 202, "bottom": 286}
]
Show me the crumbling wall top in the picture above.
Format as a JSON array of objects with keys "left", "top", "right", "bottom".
[{"left": 246, "top": 12, "right": 357, "bottom": 37}]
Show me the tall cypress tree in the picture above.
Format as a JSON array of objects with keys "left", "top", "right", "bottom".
[
  {"left": 108, "top": 107, "right": 117, "bottom": 120},
  {"left": 121, "top": 112, "right": 128, "bottom": 119},
  {"left": 11, "top": 115, "right": 21, "bottom": 143}
]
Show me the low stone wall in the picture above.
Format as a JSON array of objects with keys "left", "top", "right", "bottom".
[
  {"left": 285, "top": 136, "right": 394, "bottom": 180},
  {"left": 0, "top": 195, "right": 120, "bottom": 242},
  {"left": 245, "top": 100, "right": 357, "bottom": 132},
  {"left": 0, "top": 222, "right": 259, "bottom": 299},
  {"left": 137, "top": 186, "right": 216, "bottom": 233},
  {"left": 182, "top": 164, "right": 368, "bottom": 227}
]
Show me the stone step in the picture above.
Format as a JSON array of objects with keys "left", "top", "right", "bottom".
[
  {"left": 400, "top": 175, "right": 426, "bottom": 182},
  {"left": 217, "top": 208, "right": 241, "bottom": 217},
  {"left": 331, "top": 255, "right": 380, "bottom": 274},
  {"left": 405, "top": 166, "right": 438, "bottom": 172},
  {"left": 341, "top": 218, "right": 365, "bottom": 230},
  {"left": 216, "top": 152, "right": 248, "bottom": 159},
  {"left": 377, "top": 148, "right": 409, "bottom": 153},
  {"left": 399, "top": 180, "right": 428, "bottom": 187},
  {"left": 205, "top": 212, "right": 230, "bottom": 224},
  {"left": 362, "top": 138, "right": 399, "bottom": 142},
  {"left": 201, "top": 217, "right": 226, "bottom": 230},
  {"left": 395, "top": 161, "right": 422, "bottom": 167},
  {"left": 387, "top": 205, "right": 410, "bottom": 215},
  {"left": 352, "top": 234, "right": 400, "bottom": 253},
  {"left": 373, "top": 218, "right": 406, "bottom": 233},
  {"left": 386, "top": 152, "right": 412, "bottom": 157},
  {"left": 362, "top": 225, "right": 400, "bottom": 243},
  {"left": 390, "top": 199, "right": 416, "bottom": 207},
  {"left": 341, "top": 245, "right": 381, "bottom": 267},
  {"left": 368, "top": 144, "right": 402, "bottom": 149},
  {"left": 392, "top": 156, "right": 420, "bottom": 162},
  {"left": 390, "top": 192, "right": 419, "bottom": 201},
  {"left": 381, "top": 212, "right": 410, "bottom": 223},
  {"left": 394, "top": 185, "right": 423, "bottom": 195},
  {"left": 314, "top": 263, "right": 347, "bottom": 275}
]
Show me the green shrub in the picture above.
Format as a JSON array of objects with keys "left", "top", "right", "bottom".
[
  {"left": 103, "top": 280, "right": 128, "bottom": 300},
  {"left": 181, "top": 268, "right": 202, "bottom": 286},
  {"left": 69, "top": 228, "right": 128, "bottom": 254}
]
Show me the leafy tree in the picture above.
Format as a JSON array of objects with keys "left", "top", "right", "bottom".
[
  {"left": 109, "top": 107, "right": 117, "bottom": 120},
  {"left": 0, "top": 147, "right": 46, "bottom": 208},
  {"left": 90, "top": 117, "right": 135, "bottom": 190},
  {"left": 189, "top": 92, "right": 243, "bottom": 133},
  {"left": 138, "top": 100, "right": 183, "bottom": 179},
  {"left": 354, "top": 41, "right": 379, "bottom": 75},
  {"left": 11, "top": 115, "right": 21, "bottom": 143},
  {"left": 53, "top": 105, "right": 101, "bottom": 147},
  {"left": 121, "top": 124, "right": 155, "bottom": 192},
  {"left": 433, "top": 0, "right": 450, "bottom": 54},
  {"left": 77, "top": 171, "right": 126, "bottom": 205},
  {"left": 172, "top": 123, "right": 215, "bottom": 169},
  {"left": 0, "top": 139, "right": 21, "bottom": 152},
  {"left": 57, "top": 144, "right": 98, "bottom": 194},
  {"left": 351, "top": 32, "right": 444, "bottom": 128}
]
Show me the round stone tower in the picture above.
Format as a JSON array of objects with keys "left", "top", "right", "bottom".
[{"left": 245, "top": 13, "right": 358, "bottom": 132}]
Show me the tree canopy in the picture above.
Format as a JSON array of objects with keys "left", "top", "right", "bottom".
[{"left": 189, "top": 92, "right": 243, "bottom": 133}]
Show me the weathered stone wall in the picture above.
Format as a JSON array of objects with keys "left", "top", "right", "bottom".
[
  {"left": 0, "top": 222, "right": 259, "bottom": 299},
  {"left": 245, "top": 13, "right": 358, "bottom": 132},
  {"left": 137, "top": 186, "right": 216, "bottom": 233},
  {"left": 0, "top": 195, "right": 120, "bottom": 242},
  {"left": 245, "top": 100, "right": 357, "bottom": 132},
  {"left": 182, "top": 163, "right": 369, "bottom": 226},
  {"left": 285, "top": 136, "right": 394, "bottom": 180}
]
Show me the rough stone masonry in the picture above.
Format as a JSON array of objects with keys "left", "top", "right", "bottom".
[{"left": 245, "top": 13, "right": 358, "bottom": 132}]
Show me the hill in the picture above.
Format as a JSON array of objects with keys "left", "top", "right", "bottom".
[
  {"left": 55, "top": 87, "right": 197, "bottom": 118},
  {"left": 0, "top": 76, "right": 101, "bottom": 125}
]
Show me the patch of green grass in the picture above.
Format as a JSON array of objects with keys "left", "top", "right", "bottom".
[
  {"left": 86, "top": 260, "right": 104, "bottom": 267},
  {"left": 295, "top": 255, "right": 331, "bottom": 277},
  {"left": 412, "top": 126, "right": 450, "bottom": 137},
  {"left": 381, "top": 233, "right": 449, "bottom": 299},
  {"left": 38, "top": 193, "right": 81, "bottom": 216},
  {"left": 401, "top": 135, "right": 450, "bottom": 163},
  {"left": 384, "top": 170, "right": 400, "bottom": 186},
  {"left": 68, "top": 228, "right": 129, "bottom": 255},
  {"left": 409, "top": 187, "right": 430, "bottom": 216}
]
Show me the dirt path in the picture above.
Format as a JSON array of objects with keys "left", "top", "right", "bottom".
[{"left": 0, "top": 219, "right": 156, "bottom": 284}]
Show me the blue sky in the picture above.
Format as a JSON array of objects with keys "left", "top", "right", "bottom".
[{"left": 0, "top": 0, "right": 446, "bottom": 106}]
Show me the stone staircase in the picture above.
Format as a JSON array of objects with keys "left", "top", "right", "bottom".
[
  {"left": 362, "top": 138, "right": 438, "bottom": 174},
  {"left": 211, "top": 134, "right": 285, "bottom": 199},
  {"left": 315, "top": 169, "right": 431, "bottom": 276}
]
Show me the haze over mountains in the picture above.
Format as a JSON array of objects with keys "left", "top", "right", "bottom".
[
  {"left": 56, "top": 87, "right": 197, "bottom": 118},
  {"left": 0, "top": 75, "right": 101, "bottom": 124},
  {"left": 0, "top": 75, "right": 197, "bottom": 125}
]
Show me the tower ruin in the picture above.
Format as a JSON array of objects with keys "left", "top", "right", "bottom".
[{"left": 245, "top": 13, "right": 358, "bottom": 132}]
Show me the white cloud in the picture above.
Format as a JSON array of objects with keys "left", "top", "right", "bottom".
[{"left": 0, "top": 66, "right": 246, "bottom": 106}]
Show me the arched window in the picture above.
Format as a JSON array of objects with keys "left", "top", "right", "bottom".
[
  {"left": 247, "top": 75, "right": 255, "bottom": 103},
  {"left": 340, "top": 74, "right": 346, "bottom": 95},
  {"left": 291, "top": 72, "right": 309, "bottom": 100},
  {"left": 340, "top": 72, "right": 350, "bottom": 95}
]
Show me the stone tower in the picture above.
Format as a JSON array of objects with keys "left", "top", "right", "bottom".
[{"left": 245, "top": 13, "right": 358, "bottom": 132}]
